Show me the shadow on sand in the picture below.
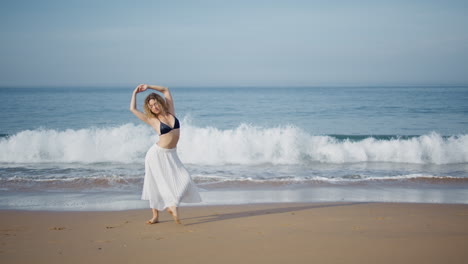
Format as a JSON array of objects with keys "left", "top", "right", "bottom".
[{"left": 183, "top": 202, "right": 368, "bottom": 226}]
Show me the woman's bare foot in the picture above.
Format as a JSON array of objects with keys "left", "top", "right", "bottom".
[
  {"left": 146, "top": 217, "right": 159, "bottom": 224},
  {"left": 167, "top": 207, "right": 181, "bottom": 224},
  {"left": 146, "top": 208, "right": 159, "bottom": 224}
]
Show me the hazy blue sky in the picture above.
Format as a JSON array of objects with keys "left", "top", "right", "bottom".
[{"left": 1, "top": 0, "right": 467, "bottom": 87}]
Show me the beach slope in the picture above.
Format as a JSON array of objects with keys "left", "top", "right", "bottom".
[{"left": 1, "top": 202, "right": 468, "bottom": 264}]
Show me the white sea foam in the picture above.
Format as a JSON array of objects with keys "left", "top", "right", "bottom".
[
  {"left": 192, "top": 173, "right": 468, "bottom": 187},
  {"left": 1, "top": 122, "right": 467, "bottom": 165},
  {"left": 0, "top": 123, "right": 155, "bottom": 163},
  {"left": 1, "top": 173, "right": 466, "bottom": 191},
  {"left": 179, "top": 123, "right": 468, "bottom": 165}
]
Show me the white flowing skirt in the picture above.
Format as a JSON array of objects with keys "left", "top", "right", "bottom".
[{"left": 141, "top": 144, "right": 202, "bottom": 210}]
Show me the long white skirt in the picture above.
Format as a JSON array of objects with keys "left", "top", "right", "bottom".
[{"left": 141, "top": 144, "right": 202, "bottom": 210}]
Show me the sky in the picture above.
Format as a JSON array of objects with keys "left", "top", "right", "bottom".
[{"left": 1, "top": 0, "right": 467, "bottom": 87}]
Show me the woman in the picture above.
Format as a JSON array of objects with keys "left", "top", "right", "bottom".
[{"left": 130, "top": 84, "right": 202, "bottom": 224}]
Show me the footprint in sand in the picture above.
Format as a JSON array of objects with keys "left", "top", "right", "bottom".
[
  {"left": 352, "top": 226, "right": 365, "bottom": 231},
  {"left": 106, "top": 220, "right": 131, "bottom": 229},
  {"left": 141, "top": 236, "right": 164, "bottom": 240},
  {"left": 49, "top": 227, "right": 66, "bottom": 231},
  {"left": 2, "top": 227, "right": 26, "bottom": 235}
]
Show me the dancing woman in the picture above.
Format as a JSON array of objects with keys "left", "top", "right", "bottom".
[{"left": 130, "top": 84, "right": 202, "bottom": 224}]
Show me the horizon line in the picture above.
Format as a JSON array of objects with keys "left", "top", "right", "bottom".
[{"left": 1, "top": 83, "right": 468, "bottom": 89}]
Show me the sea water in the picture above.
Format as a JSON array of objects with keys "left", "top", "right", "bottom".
[{"left": 0, "top": 86, "right": 467, "bottom": 210}]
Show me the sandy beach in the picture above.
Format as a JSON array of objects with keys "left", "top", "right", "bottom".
[{"left": 1, "top": 202, "right": 468, "bottom": 264}]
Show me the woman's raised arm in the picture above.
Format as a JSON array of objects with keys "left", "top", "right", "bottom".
[{"left": 129, "top": 85, "right": 150, "bottom": 124}]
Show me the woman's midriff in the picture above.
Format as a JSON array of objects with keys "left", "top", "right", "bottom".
[{"left": 156, "top": 130, "right": 180, "bottom": 149}]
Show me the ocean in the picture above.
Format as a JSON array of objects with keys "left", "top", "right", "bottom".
[{"left": 1, "top": 86, "right": 467, "bottom": 210}]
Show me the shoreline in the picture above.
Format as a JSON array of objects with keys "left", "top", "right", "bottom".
[
  {"left": 2, "top": 202, "right": 468, "bottom": 263},
  {"left": 2, "top": 183, "right": 467, "bottom": 211},
  {"left": 2, "top": 200, "right": 468, "bottom": 212}
]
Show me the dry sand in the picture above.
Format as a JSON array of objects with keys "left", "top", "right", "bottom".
[{"left": 1, "top": 202, "right": 468, "bottom": 264}]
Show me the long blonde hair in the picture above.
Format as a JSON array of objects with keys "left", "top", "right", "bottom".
[{"left": 143, "top": 93, "right": 168, "bottom": 118}]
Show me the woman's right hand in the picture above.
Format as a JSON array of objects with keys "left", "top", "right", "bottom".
[{"left": 135, "top": 84, "right": 148, "bottom": 93}]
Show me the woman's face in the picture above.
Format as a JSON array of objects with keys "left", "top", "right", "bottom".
[{"left": 148, "top": 99, "right": 161, "bottom": 114}]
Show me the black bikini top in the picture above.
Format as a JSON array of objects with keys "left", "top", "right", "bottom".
[{"left": 158, "top": 113, "right": 180, "bottom": 135}]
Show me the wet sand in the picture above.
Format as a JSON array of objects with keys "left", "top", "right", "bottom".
[{"left": 1, "top": 202, "right": 468, "bottom": 264}]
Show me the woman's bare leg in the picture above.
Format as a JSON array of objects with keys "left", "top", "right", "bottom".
[
  {"left": 146, "top": 208, "right": 159, "bottom": 224},
  {"left": 167, "top": 206, "right": 181, "bottom": 224}
]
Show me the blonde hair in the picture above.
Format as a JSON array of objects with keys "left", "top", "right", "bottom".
[{"left": 143, "top": 93, "right": 168, "bottom": 118}]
